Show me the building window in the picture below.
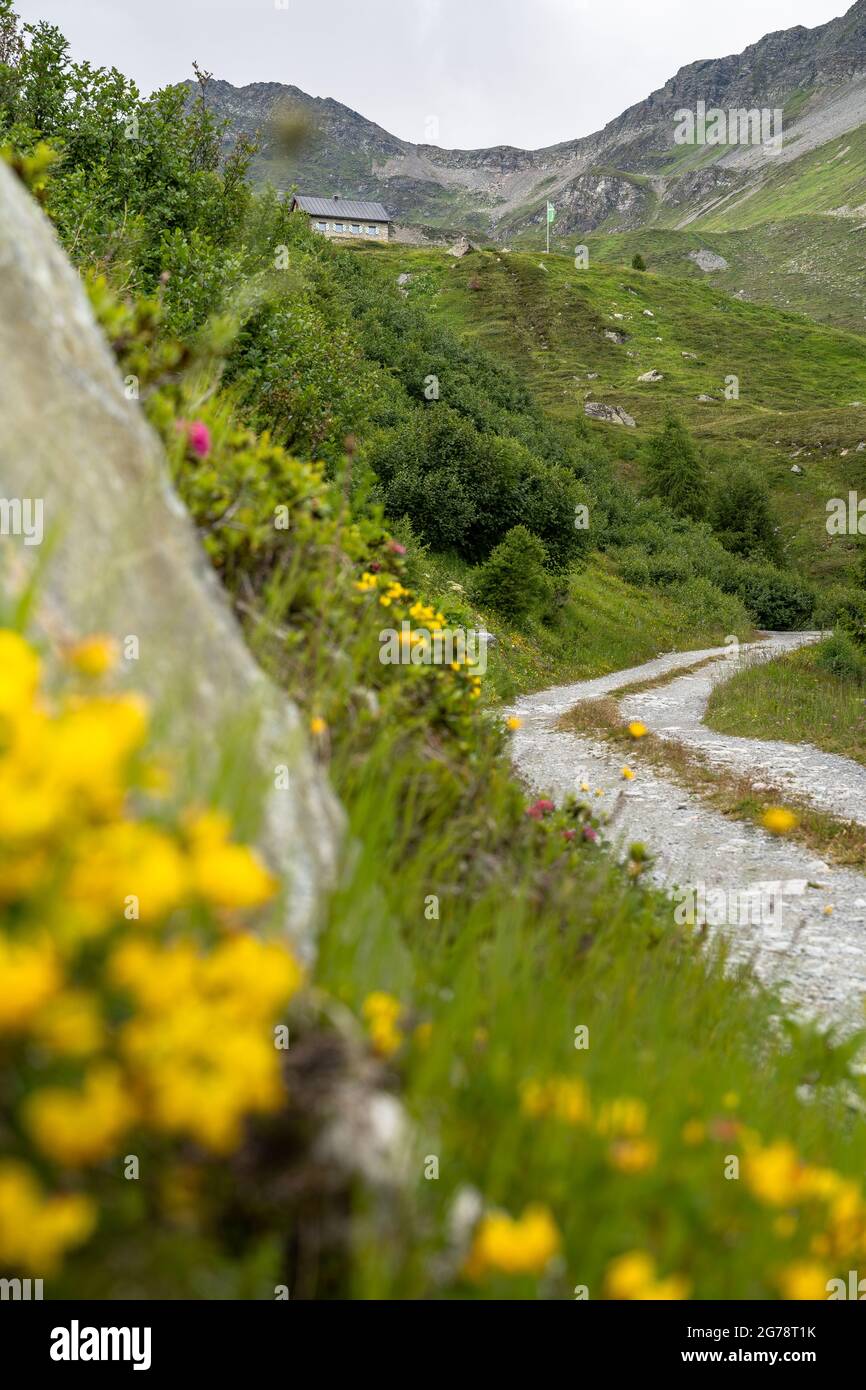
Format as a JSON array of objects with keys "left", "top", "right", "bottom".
[
  {"left": 315, "top": 221, "right": 326, "bottom": 230},
  {"left": 351, "top": 223, "right": 361, "bottom": 233},
  {"left": 334, "top": 222, "right": 344, "bottom": 231},
  {"left": 367, "top": 226, "right": 378, "bottom": 234}
]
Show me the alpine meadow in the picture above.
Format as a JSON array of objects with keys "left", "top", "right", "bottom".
[{"left": 3, "top": 0, "right": 866, "bottom": 1338}]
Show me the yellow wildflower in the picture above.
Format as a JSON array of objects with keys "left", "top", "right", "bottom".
[
  {"left": 628, "top": 721, "right": 647, "bottom": 739},
  {"left": 65, "top": 635, "right": 117, "bottom": 677},
  {"left": 776, "top": 1261, "right": 830, "bottom": 1301},
  {"left": 520, "top": 1076, "right": 591, "bottom": 1126},
  {"left": 506, "top": 716, "right": 522, "bottom": 731},
  {"left": 310, "top": 715, "right": 327, "bottom": 736},
  {"left": 186, "top": 811, "right": 277, "bottom": 909},
  {"left": 33, "top": 990, "right": 104, "bottom": 1057},
  {"left": 25, "top": 1065, "right": 136, "bottom": 1167},
  {"left": 362, "top": 991, "right": 404, "bottom": 1057},
  {"left": 608, "top": 1138, "right": 658, "bottom": 1173},
  {"left": 0, "top": 936, "right": 60, "bottom": 1032},
  {"left": 621, "top": 766, "right": 635, "bottom": 781},
  {"left": 762, "top": 806, "right": 798, "bottom": 836},
  {"left": 744, "top": 1141, "right": 805, "bottom": 1206},
  {"left": 50, "top": 694, "right": 149, "bottom": 813},
  {"left": 466, "top": 1204, "right": 560, "bottom": 1280},
  {"left": 67, "top": 821, "right": 188, "bottom": 928},
  {"left": 604, "top": 1250, "right": 656, "bottom": 1299},
  {"left": 596, "top": 1097, "right": 647, "bottom": 1138},
  {"left": 121, "top": 1005, "right": 285, "bottom": 1152},
  {"left": 0, "top": 766, "right": 66, "bottom": 841},
  {"left": 0, "top": 1161, "right": 95, "bottom": 1275},
  {"left": 604, "top": 1250, "right": 689, "bottom": 1300},
  {"left": 0, "top": 630, "right": 40, "bottom": 719},
  {"left": 110, "top": 939, "right": 199, "bottom": 1013}
]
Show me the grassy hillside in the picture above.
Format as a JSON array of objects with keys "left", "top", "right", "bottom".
[
  {"left": 577, "top": 221, "right": 866, "bottom": 334},
  {"left": 694, "top": 126, "right": 866, "bottom": 231},
  {"left": 351, "top": 240, "right": 866, "bottom": 589},
  {"left": 706, "top": 639, "right": 866, "bottom": 766}
]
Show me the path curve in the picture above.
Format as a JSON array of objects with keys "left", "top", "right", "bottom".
[{"left": 506, "top": 633, "right": 866, "bottom": 1031}]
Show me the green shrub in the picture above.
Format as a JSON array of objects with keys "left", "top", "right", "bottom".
[
  {"left": 644, "top": 549, "right": 692, "bottom": 587},
  {"left": 726, "top": 562, "right": 815, "bottom": 630},
  {"left": 471, "top": 525, "right": 552, "bottom": 618},
  {"left": 667, "top": 577, "right": 751, "bottom": 634},
  {"left": 614, "top": 546, "right": 651, "bottom": 587},
  {"left": 709, "top": 463, "right": 781, "bottom": 564},
  {"left": 813, "top": 584, "right": 866, "bottom": 644},
  {"left": 814, "top": 632, "right": 866, "bottom": 682},
  {"left": 366, "top": 407, "right": 586, "bottom": 567},
  {"left": 631, "top": 253, "right": 647, "bottom": 271}
]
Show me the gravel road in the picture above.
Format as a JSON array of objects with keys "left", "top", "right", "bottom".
[{"left": 506, "top": 634, "right": 866, "bottom": 1031}]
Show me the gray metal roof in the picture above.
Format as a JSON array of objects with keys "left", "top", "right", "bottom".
[{"left": 292, "top": 194, "right": 390, "bottom": 221}]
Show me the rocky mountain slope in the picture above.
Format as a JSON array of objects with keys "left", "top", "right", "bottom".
[{"left": 196, "top": 0, "right": 866, "bottom": 244}]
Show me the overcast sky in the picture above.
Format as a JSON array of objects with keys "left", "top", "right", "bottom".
[{"left": 14, "top": 0, "right": 853, "bottom": 149}]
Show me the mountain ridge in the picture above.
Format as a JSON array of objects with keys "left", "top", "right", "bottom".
[{"left": 189, "top": 2, "right": 866, "bottom": 323}]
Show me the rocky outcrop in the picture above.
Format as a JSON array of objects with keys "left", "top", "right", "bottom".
[
  {"left": 688, "top": 248, "right": 730, "bottom": 272},
  {"left": 584, "top": 402, "right": 636, "bottom": 427},
  {"left": 0, "top": 161, "right": 342, "bottom": 954}
]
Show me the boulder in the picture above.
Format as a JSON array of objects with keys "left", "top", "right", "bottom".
[
  {"left": 584, "top": 401, "right": 636, "bottom": 427},
  {"left": 0, "top": 161, "right": 342, "bottom": 955},
  {"left": 687, "top": 248, "right": 729, "bottom": 272},
  {"left": 637, "top": 369, "right": 664, "bottom": 383},
  {"left": 448, "top": 234, "right": 477, "bottom": 258}
]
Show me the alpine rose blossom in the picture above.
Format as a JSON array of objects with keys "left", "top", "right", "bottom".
[{"left": 185, "top": 421, "right": 212, "bottom": 458}]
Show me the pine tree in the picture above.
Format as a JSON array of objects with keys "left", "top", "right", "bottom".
[
  {"left": 709, "top": 464, "right": 781, "bottom": 562},
  {"left": 643, "top": 413, "right": 708, "bottom": 520}
]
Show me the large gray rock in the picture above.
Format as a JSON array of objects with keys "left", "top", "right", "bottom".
[
  {"left": 688, "top": 248, "right": 729, "bottom": 272},
  {"left": 584, "top": 401, "right": 636, "bottom": 427},
  {"left": 0, "top": 161, "right": 342, "bottom": 955}
]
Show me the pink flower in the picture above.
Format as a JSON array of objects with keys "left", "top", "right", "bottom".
[
  {"left": 582, "top": 827, "right": 599, "bottom": 843},
  {"left": 387, "top": 540, "right": 407, "bottom": 556},
  {"left": 526, "top": 798, "right": 555, "bottom": 820},
  {"left": 368, "top": 561, "right": 383, "bottom": 573},
  {"left": 562, "top": 828, "right": 577, "bottom": 842},
  {"left": 186, "top": 421, "right": 212, "bottom": 458}
]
